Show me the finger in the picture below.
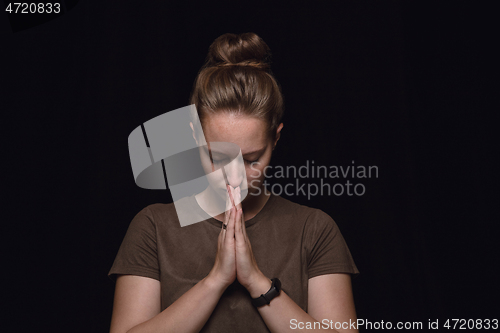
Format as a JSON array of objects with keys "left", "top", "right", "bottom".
[
  {"left": 234, "top": 208, "right": 244, "bottom": 245},
  {"left": 233, "top": 186, "right": 242, "bottom": 211},
  {"left": 218, "top": 233, "right": 223, "bottom": 252},
  {"left": 225, "top": 207, "right": 236, "bottom": 246},
  {"left": 222, "top": 207, "right": 231, "bottom": 241},
  {"left": 240, "top": 208, "right": 248, "bottom": 240},
  {"left": 225, "top": 185, "right": 232, "bottom": 215},
  {"left": 219, "top": 219, "right": 225, "bottom": 240},
  {"left": 224, "top": 185, "right": 232, "bottom": 226},
  {"left": 224, "top": 184, "right": 234, "bottom": 239},
  {"left": 228, "top": 185, "right": 236, "bottom": 209},
  {"left": 222, "top": 205, "right": 231, "bottom": 243},
  {"left": 222, "top": 222, "right": 228, "bottom": 236},
  {"left": 232, "top": 187, "right": 245, "bottom": 240}
]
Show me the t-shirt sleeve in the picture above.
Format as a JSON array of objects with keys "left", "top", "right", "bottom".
[
  {"left": 108, "top": 206, "right": 160, "bottom": 283},
  {"left": 305, "top": 209, "right": 360, "bottom": 279}
]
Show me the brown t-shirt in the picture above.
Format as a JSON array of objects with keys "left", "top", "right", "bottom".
[{"left": 108, "top": 193, "right": 359, "bottom": 332}]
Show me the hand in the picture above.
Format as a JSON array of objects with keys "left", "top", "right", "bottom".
[
  {"left": 206, "top": 185, "right": 237, "bottom": 290},
  {"left": 231, "top": 187, "right": 272, "bottom": 297}
]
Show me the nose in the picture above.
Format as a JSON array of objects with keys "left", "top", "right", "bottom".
[{"left": 224, "top": 158, "right": 245, "bottom": 188}]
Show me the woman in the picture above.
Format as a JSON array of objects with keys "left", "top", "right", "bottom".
[{"left": 109, "top": 32, "right": 359, "bottom": 333}]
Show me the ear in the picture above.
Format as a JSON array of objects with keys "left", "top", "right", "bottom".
[
  {"left": 190, "top": 122, "right": 199, "bottom": 145},
  {"left": 273, "top": 123, "right": 284, "bottom": 149}
]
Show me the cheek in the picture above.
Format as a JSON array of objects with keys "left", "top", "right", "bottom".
[
  {"left": 201, "top": 162, "right": 212, "bottom": 175},
  {"left": 245, "top": 165, "right": 265, "bottom": 183},
  {"left": 198, "top": 150, "right": 213, "bottom": 173}
]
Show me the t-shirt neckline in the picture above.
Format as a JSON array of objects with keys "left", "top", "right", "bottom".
[{"left": 189, "top": 192, "right": 278, "bottom": 228}]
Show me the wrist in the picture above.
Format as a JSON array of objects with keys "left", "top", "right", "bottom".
[
  {"left": 203, "top": 273, "right": 230, "bottom": 294},
  {"left": 246, "top": 273, "right": 272, "bottom": 298}
]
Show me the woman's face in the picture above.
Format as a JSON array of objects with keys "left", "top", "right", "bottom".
[{"left": 197, "top": 112, "right": 282, "bottom": 199}]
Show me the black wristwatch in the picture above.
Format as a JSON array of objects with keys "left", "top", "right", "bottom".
[{"left": 251, "top": 278, "right": 281, "bottom": 307}]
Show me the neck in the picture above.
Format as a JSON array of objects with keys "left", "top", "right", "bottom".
[{"left": 239, "top": 189, "right": 271, "bottom": 221}]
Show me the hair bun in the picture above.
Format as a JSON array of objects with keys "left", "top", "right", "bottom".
[{"left": 206, "top": 32, "right": 271, "bottom": 71}]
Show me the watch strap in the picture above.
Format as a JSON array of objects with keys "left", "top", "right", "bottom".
[{"left": 251, "top": 278, "right": 281, "bottom": 307}]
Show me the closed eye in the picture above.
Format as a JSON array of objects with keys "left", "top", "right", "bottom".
[
  {"left": 244, "top": 158, "right": 259, "bottom": 164},
  {"left": 212, "top": 158, "right": 229, "bottom": 165}
]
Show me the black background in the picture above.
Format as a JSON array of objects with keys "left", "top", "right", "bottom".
[{"left": 2, "top": 1, "right": 498, "bottom": 332}]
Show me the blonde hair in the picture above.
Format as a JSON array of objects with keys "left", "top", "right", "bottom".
[{"left": 189, "top": 32, "right": 284, "bottom": 139}]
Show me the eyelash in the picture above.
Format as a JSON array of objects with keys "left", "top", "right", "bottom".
[
  {"left": 244, "top": 158, "right": 259, "bottom": 164},
  {"left": 212, "top": 158, "right": 259, "bottom": 164}
]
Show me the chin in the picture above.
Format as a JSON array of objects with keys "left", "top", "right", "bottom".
[{"left": 246, "top": 188, "right": 260, "bottom": 198}]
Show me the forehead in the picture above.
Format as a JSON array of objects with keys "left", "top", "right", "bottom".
[{"left": 202, "top": 113, "right": 269, "bottom": 153}]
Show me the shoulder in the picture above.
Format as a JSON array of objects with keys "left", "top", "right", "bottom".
[
  {"left": 132, "top": 200, "right": 181, "bottom": 229},
  {"left": 271, "top": 194, "right": 338, "bottom": 231},
  {"left": 144, "top": 201, "right": 177, "bottom": 216}
]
